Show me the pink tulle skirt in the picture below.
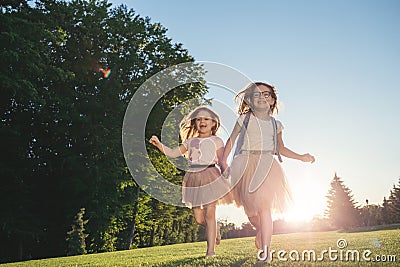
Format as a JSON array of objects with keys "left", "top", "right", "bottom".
[
  {"left": 182, "top": 166, "right": 234, "bottom": 209},
  {"left": 230, "top": 153, "right": 292, "bottom": 217}
]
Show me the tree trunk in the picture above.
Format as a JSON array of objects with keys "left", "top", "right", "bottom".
[
  {"left": 126, "top": 186, "right": 140, "bottom": 249},
  {"left": 18, "top": 240, "right": 23, "bottom": 261},
  {"left": 149, "top": 224, "right": 155, "bottom": 247}
]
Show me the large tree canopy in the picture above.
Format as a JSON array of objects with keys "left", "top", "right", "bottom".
[{"left": 1, "top": 0, "right": 207, "bottom": 262}]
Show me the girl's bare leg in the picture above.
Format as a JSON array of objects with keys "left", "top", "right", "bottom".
[
  {"left": 193, "top": 207, "right": 206, "bottom": 226},
  {"left": 193, "top": 206, "right": 217, "bottom": 256},
  {"left": 259, "top": 208, "right": 272, "bottom": 260},
  {"left": 248, "top": 215, "right": 260, "bottom": 228},
  {"left": 216, "top": 222, "right": 221, "bottom": 245},
  {"left": 204, "top": 205, "right": 217, "bottom": 256},
  {"left": 248, "top": 215, "right": 261, "bottom": 249}
]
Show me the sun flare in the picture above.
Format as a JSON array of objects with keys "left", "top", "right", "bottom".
[
  {"left": 217, "top": 171, "right": 328, "bottom": 226},
  {"left": 282, "top": 185, "right": 327, "bottom": 222}
]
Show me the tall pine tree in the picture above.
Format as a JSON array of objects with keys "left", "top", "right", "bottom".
[
  {"left": 325, "top": 173, "right": 359, "bottom": 230},
  {"left": 381, "top": 197, "right": 392, "bottom": 224},
  {"left": 387, "top": 178, "right": 400, "bottom": 223}
]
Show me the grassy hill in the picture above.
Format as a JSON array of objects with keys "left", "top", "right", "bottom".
[{"left": 3, "top": 229, "right": 399, "bottom": 266}]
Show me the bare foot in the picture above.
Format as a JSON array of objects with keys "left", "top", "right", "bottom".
[
  {"left": 205, "top": 252, "right": 216, "bottom": 258},
  {"left": 255, "top": 230, "right": 261, "bottom": 249},
  {"left": 257, "top": 246, "right": 271, "bottom": 263},
  {"left": 216, "top": 223, "right": 221, "bottom": 245}
]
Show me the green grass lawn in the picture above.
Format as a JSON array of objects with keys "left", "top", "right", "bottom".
[{"left": 3, "top": 229, "right": 399, "bottom": 266}]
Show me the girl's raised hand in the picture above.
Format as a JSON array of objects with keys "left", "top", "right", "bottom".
[
  {"left": 149, "top": 135, "right": 161, "bottom": 147},
  {"left": 301, "top": 153, "right": 315, "bottom": 163}
]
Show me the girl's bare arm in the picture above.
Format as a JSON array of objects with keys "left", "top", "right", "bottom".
[
  {"left": 277, "top": 133, "right": 315, "bottom": 163},
  {"left": 216, "top": 146, "right": 226, "bottom": 173},
  {"left": 149, "top": 135, "right": 187, "bottom": 158},
  {"left": 221, "top": 122, "right": 242, "bottom": 168}
]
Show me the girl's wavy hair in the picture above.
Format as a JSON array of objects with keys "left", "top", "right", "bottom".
[
  {"left": 179, "top": 106, "right": 220, "bottom": 142},
  {"left": 235, "top": 82, "right": 278, "bottom": 115}
]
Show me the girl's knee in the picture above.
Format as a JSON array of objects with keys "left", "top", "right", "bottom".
[
  {"left": 193, "top": 209, "right": 205, "bottom": 225},
  {"left": 195, "top": 216, "right": 205, "bottom": 225},
  {"left": 248, "top": 215, "right": 260, "bottom": 228}
]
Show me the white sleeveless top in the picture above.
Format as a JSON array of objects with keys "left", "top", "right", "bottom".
[{"left": 237, "top": 114, "right": 283, "bottom": 152}]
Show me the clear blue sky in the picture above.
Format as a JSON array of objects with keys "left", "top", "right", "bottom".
[{"left": 111, "top": 0, "right": 400, "bottom": 225}]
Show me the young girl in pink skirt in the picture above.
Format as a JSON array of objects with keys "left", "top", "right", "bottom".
[
  {"left": 221, "top": 82, "right": 315, "bottom": 262},
  {"left": 150, "top": 106, "right": 232, "bottom": 257}
]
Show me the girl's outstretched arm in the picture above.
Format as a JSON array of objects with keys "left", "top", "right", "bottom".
[
  {"left": 277, "top": 133, "right": 315, "bottom": 163},
  {"left": 149, "top": 135, "right": 187, "bottom": 158},
  {"left": 221, "top": 122, "right": 242, "bottom": 169}
]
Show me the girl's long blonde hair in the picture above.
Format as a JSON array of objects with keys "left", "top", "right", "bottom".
[
  {"left": 235, "top": 82, "right": 278, "bottom": 115},
  {"left": 179, "top": 106, "right": 220, "bottom": 143}
]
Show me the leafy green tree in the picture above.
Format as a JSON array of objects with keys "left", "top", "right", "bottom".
[
  {"left": 240, "top": 222, "right": 257, "bottom": 237},
  {"left": 0, "top": 0, "right": 71, "bottom": 262},
  {"left": 381, "top": 197, "right": 392, "bottom": 224},
  {"left": 219, "top": 220, "right": 236, "bottom": 239},
  {"left": 1, "top": 0, "right": 206, "bottom": 262},
  {"left": 325, "top": 173, "right": 360, "bottom": 230},
  {"left": 66, "top": 208, "right": 89, "bottom": 255},
  {"left": 359, "top": 204, "right": 382, "bottom": 227}
]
